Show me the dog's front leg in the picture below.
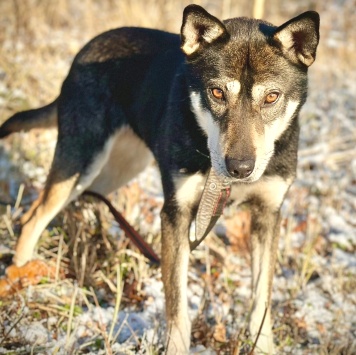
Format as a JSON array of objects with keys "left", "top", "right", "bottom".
[
  {"left": 161, "top": 201, "right": 192, "bottom": 354},
  {"left": 248, "top": 201, "right": 282, "bottom": 355}
]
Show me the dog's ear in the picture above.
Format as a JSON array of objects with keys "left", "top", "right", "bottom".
[
  {"left": 181, "top": 4, "right": 228, "bottom": 56},
  {"left": 274, "top": 11, "right": 320, "bottom": 67}
]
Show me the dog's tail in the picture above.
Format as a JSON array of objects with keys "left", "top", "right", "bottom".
[{"left": 0, "top": 99, "right": 58, "bottom": 139}]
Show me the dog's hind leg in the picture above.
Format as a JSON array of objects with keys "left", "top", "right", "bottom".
[
  {"left": 13, "top": 130, "right": 118, "bottom": 267},
  {"left": 14, "top": 172, "right": 79, "bottom": 267}
]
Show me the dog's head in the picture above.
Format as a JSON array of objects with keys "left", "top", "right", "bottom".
[{"left": 181, "top": 5, "right": 319, "bottom": 182}]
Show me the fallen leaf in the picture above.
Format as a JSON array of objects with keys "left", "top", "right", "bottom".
[
  {"left": 316, "top": 322, "right": 326, "bottom": 334},
  {"left": 0, "top": 260, "right": 61, "bottom": 298},
  {"left": 225, "top": 210, "right": 251, "bottom": 255},
  {"left": 213, "top": 322, "right": 227, "bottom": 343},
  {"left": 295, "top": 317, "right": 307, "bottom": 329}
]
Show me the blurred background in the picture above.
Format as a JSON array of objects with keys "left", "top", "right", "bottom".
[
  {"left": 0, "top": 1, "right": 355, "bottom": 354},
  {"left": 0, "top": 0, "right": 355, "bottom": 111}
]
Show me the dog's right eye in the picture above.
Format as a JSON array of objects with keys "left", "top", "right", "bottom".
[
  {"left": 211, "top": 88, "right": 225, "bottom": 101},
  {"left": 263, "top": 92, "right": 279, "bottom": 105}
]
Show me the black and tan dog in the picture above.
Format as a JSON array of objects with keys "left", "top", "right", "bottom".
[{"left": 0, "top": 5, "right": 319, "bottom": 354}]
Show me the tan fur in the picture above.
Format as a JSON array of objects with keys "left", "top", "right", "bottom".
[
  {"left": 161, "top": 207, "right": 192, "bottom": 354},
  {"left": 14, "top": 127, "right": 153, "bottom": 267},
  {"left": 15, "top": 176, "right": 79, "bottom": 266},
  {"left": 89, "top": 127, "right": 154, "bottom": 195}
]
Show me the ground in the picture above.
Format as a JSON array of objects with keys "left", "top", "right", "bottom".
[{"left": 0, "top": 1, "right": 355, "bottom": 354}]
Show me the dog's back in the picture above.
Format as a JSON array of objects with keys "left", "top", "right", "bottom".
[{"left": 0, "top": 27, "right": 182, "bottom": 142}]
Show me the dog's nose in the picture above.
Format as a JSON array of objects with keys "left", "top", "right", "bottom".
[{"left": 225, "top": 157, "right": 255, "bottom": 179}]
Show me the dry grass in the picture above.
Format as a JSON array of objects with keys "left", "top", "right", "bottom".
[{"left": 0, "top": 0, "right": 355, "bottom": 354}]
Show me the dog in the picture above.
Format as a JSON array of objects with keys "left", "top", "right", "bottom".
[{"left": 0, "top": 4, "right": 319, "bottom": 354}]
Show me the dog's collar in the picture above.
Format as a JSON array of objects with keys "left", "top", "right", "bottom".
[{"left": 191, "top": 168, "right": 231, "bottom": 251}]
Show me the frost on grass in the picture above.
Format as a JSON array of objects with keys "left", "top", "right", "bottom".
[{"left": 0, "top": 1, "right": 356, "bottom": 354}]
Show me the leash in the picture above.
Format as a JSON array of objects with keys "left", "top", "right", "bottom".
[
  {"left": 191, "top": 168, "right": 231, "bottom": 250},
  {"left": 83, "top": 191, "right": 160, "bottom": 265},
  {"left": 84, "top": 168, "right": 230, "bottom": 264}
]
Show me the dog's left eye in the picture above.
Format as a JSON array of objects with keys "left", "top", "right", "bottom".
[
  {"left": 264, "top": 92, "right": 279, "bottom": 105},
  {"left": 211, "top": 88, "right": 225, "bottom": 101}
]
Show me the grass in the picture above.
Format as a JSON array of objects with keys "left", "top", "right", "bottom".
[{"left": 0, "top": 0, "right": 355, "bottom": 353}]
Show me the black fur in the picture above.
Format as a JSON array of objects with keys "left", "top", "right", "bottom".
[{"left": 0, "top": 5, "right": 319, "bottom": 353}]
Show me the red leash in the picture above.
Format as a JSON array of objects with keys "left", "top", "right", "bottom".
[
  {"left": 84, "top": 191, "right": 160, "bottom": 265},
  {"left": 84, "top": 168, "right": 229, "bottom": 265}
]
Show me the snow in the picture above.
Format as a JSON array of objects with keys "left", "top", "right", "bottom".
[
  {"left": 18, "top": 321, "right": 51, "bottom": 344},
  {"left": 0, "top": 3, "right": 355, "bottom": 354}
]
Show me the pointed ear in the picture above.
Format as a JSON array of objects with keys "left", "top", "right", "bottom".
[
  {"left": 274, "top": 11, "right": 320, "bottom": 67},
  {"left": 181, "top": 4, "right": 228, "bottom": 56}
]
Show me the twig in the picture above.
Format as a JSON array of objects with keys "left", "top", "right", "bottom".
[
  {"left": 90, "top": 287, "right": 113, "bottom": 355},
  {"left": 14, "top": 183, "right": 25, "bottom": 211},
  {"left": 77, "top": 337, "right": 101, "bottom": 351},
  {"left": 27, "top": 302, "right": 69, "bottom": 317},
  {"left": 2, "top": 215, "right": 14, "bottom": 238},
  {"left": 204, "top": 245, "right": 221, "bottom": 324},
  {"left": 123, "top": 317, "right": 141, "bottom": 345},
  {"left": 0, "top": 345, "right": 53, "bottom": 354},
  {"left": 55, "top": 233, "right": 64, "bottom": 283},
  {"left": 108, "top": 264, "right": 123, "bottom": 343},
  {"left": 66, "top": 283, "right": 78, "bottom": 341},
  {"left": 249, "top": 305, "right": 268, "bottom": 355},
  {"left": 98, "top": 270, "right": 117, "bottom": 293},
  {"left": 0, "top": 308, "right": 24, "bottom": 346},
  {"left": 253, "top": 0, "right": 265, "bottom": 19},
  {"left": 112, "top": 313, "right": 129, "bottom": 344}
]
